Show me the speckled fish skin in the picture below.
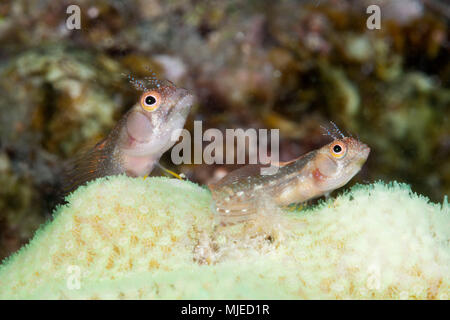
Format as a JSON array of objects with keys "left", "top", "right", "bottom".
[
  {"left": 62, "top": 81, "right": 194, "bottom": 194},
  {"left": 209, "top": 137, "right": 370, "bottom": 223}
]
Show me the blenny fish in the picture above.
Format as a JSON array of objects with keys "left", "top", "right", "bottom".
[
  {"left": 209, "top": 124, "right": 370, "bottom": 223},
  {"left": 62, "top": 75, "right": 194, "bottom": 194}
]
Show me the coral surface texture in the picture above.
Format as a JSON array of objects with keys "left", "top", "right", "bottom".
[{"left": 0, "top": 176, "right": 448, "bottom": 299}]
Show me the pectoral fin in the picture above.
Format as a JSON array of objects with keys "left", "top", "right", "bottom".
[
  {"left": 155, "top": 162, "right": 184, "bottom": 180},
  {"left": 61, "top": 139, "right": 122, "bottom": 195}
]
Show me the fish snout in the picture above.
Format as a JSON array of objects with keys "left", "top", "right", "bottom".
[
  {"left": 174, "top": 89, "right": 195, "bottom": 111},
  {"left": 360, "top": 143, "right": 371, "bottom": 160}
]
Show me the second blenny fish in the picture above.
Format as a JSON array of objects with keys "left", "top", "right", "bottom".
[
  {"left": 63, "top": 75, "right": 194, "bottom": 193},
  {"left": 209, "top": 125, "right": 370, "bottom": 223}
]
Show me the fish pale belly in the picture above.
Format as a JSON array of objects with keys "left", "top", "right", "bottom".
[
  {"left": 122, "top": 153, "right": 156, "bottom": 177},
  {"left": 273, "top": 176, "right": 319, "bottom": 206}
]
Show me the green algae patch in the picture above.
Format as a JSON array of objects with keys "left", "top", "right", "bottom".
[{"left": 0, "top": 177, "right": 448, "bottom": 299}]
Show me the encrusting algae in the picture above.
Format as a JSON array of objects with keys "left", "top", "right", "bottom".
[{"left": 0, "top": 176, "right": 448, "bottom": 299}]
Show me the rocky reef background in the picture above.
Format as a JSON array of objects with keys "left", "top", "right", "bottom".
[{"left": 0, "top": 0, "right": 449, "bottom": 261}]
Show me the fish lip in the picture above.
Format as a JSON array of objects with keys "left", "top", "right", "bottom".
[
  {"left": 364, "top": 146, "right": 371, "bottom": 156},
  {"left": 358, "top": 145, "right": 370, "bottom": 165},
  {"left": 174, "top": 92, "right": 194, "bottom": 113},
  {"left": 360, "top": 143, "right": 370, "bottom": 156}
]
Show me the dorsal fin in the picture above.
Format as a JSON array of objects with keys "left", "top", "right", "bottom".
[
  {"left": 210, "top": 150, "right": 315, "bottom": 191},
  {"left": 276, "top": 154, "right": 305, "bottom": 167},
  {"left": 209, "top": 164, "right": 269, "bottom": 190}
]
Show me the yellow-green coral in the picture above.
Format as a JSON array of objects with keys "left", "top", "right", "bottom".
[{"left": 0, "top": 176, "right": 448, "bottom": 299}]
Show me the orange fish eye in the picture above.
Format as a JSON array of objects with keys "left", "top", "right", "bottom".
[
  {"left": 140, "top": 91, "right": 161, "bottom": 111},
  {"left": 330, "top": 141, "right": 347, "bottom": 158}
]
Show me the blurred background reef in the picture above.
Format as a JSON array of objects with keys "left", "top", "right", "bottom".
[{"left": 0, "top": 0, "right": 448, "bottom": 261}]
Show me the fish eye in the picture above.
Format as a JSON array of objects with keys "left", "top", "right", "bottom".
[
  {"left": 140, "top": 91, "right": 161, "bottom": 111},
  {"left": 330, "top": 141, "right": 347, "bottom": 159},
  {"left": 145, "top": 95, "right": 156, "bottom": 105},
  {"left": 333, "top": 145, "right": 342, "bottom": 153}
]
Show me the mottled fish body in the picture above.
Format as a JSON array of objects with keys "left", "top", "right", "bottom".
[{"left": 209, "top": 135, "right": 370, "bottom": 224}]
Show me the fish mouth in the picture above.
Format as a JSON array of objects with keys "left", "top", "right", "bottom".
[
  {"left": 166, "top": 92, "right": 193, "bottom": 126},
  {"left": 174, "top": 90, "right": 195, "bottom": 113},
  {"left": 355, "top": 144, "right": 370, "bottom": 166}
]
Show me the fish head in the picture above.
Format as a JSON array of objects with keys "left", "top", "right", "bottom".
[
  {"left": 313, "top": 137, "right": 370, "bottom": 191},
  {"left": 124, "top": 81, "right": 194, "bottom": 157},
  {"left": 138, "top": 82, "right": 194, "bottom": 131}
]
